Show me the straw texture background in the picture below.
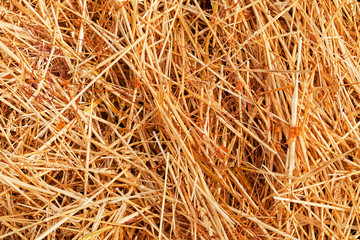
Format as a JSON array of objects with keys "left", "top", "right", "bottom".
[{"left": 1, "top": 0, "right": 360, "bottom": 239}]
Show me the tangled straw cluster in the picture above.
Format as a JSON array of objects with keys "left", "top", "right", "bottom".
[{"left": 1, "top": 0, "right": 360, "bottom": 239}]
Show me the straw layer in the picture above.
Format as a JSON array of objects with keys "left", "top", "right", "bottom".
[{"left": 1, "top": 0, "right": 360, "bottom": 239}]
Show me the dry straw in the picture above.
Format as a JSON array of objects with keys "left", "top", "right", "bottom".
[{"left": 1, "top": 0, "right": 360, "bottom": 239}]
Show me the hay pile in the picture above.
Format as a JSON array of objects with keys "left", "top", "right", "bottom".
[{"left": 1, "top": 0, "right": 360, "bottom": 239}]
